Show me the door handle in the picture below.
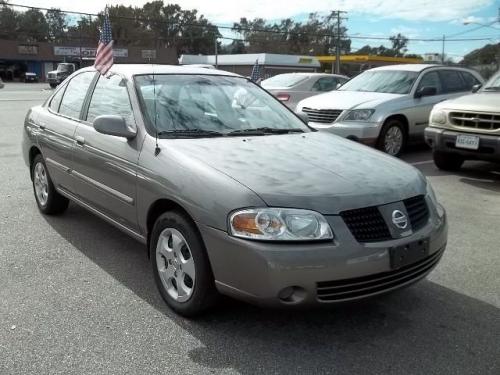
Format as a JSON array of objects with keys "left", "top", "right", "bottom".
[
  {"left": 75, "top": 136, "right": 85, "bottom": 146},
  {"left": 39, "top": 123, "right": 46, "bottom": 130}
]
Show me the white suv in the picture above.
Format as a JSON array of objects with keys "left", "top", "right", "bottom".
[{"left": 296, "top": 64, "right": 484, "bottom": 156}]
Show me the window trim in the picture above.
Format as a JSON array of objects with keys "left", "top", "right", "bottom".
[
  {"left": 48, "top": 71, "right": 98, "bottom": 122},
  {"left": 415, "top": 70, "right": 443, "bottom": 96},
  {"left": 46, "top": 81, "right": 68, "bottom": 114},
  {"left": 81, "top": 71, "right": 136, "bottom": 127},
  {"left": 438, "top": 69, "right": 468, "bottom": 94}
]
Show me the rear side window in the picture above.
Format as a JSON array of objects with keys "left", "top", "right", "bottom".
[
  {"left": 439, "top": 70, "right": 467, "bottom": 93},
  {"left": 49, "top": 86, "right": 65, "bottom": 112},
  {"left": 58, "top": 72, "right": 95, "bottom": 119},
  {"left": 460, "top": 72, "right": 480, "bottom": 90},
  {"left": 312, "top": 77, "right": 338, "bottom": 92},
  {"left": 86, "top": 74, "right": 135, "bottom": 126},
  {"left": 417, "top": 71, "right": 442, "bottom": 94}
]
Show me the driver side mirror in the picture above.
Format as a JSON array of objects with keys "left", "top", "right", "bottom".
[
  {"left": 471, "top": 84, "right": 482, "bottom": 93},
  {"left": 415, "top": 86, "right": 437, "bottom": 98},
  {"left": 93, "top": 115, "right": 137, "bottom": 139}
]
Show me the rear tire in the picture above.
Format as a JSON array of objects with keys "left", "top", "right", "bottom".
[
  {"left": 433, "top": 151, "right": 464, "bottom": 171},
  {"left": 31, "top": 154, "right": 69, "bottom": 215},
  {"left": 377, "top": 119, "right": 407, "bottom": 157},
  {"left": 150, "top": 211, "right": 218, "bottom": 317},
  {"left": 49, "top": 83, "right": 57, "bottom": 88}
]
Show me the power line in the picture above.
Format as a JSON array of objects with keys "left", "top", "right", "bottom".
[{"left": 3, "top": 2, "right": 498, "bottom": 43}]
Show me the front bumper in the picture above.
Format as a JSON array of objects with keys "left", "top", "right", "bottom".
[
  {"left": 200, "top": 206, "right": 447, "bottom": 307},
  {"left": 425, "top": 127, "right": 500, "bottom": 162},
  {"left": 47, "top": 77, "right": 62, "bottom": 84},
  {"left": 309, "top": 120, "right": 382, "bottom": 145}
]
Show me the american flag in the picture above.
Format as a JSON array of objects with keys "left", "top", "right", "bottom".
[
  {"left": 250, "top": 59, "right": 261, "bottom": 83},
  {"left": 94, "top": 10, "right": 114, "bottom": 75}
]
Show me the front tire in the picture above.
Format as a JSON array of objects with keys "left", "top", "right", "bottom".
[
  {"left": 377, "top": 119, "right": 407, "bottom": 157},
  {"left": 31, "top": 154, "right": 69, "bottom": 215},
  {"left": 49, "top": 83, "right": 57, "bottom": 88},
  {"left": 433, "top": 151, "right": 464, "bottom": 171},
  {"left": 150, "top": 211, "right": 218, "bottom": 317}
]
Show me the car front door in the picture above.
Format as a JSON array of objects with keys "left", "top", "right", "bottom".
[
  {"left": 406, "top": 70, "right": 450, "bottom": 139},
  {"left": 37, "top": 71, "right": 96, "bottom": 194},
  {"left": 71, "top": 73, "right": 142, "bottom": 233}
]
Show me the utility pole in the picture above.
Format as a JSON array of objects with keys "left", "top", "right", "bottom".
[
  {"left": 441, "top": 35, "right": 445, "bottom": 64},
  {"left": 331, "top": 11, "right": 347, "bottom": 74},
  {"left": 214, "top": 35, "right": 218, "bottom": 68}
]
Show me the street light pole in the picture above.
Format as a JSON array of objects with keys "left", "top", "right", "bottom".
[
  {"left": 441, "top": 35, "right": 445, "bottom": 64},
  {"left": 336, "top": 12, "right": 341, "bottom": 74},
  {"left": 214, "top": 35, "right": 218, "bottom": 68}
]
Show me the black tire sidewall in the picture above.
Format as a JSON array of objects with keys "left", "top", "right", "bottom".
[
  {"left": 433, "top": 151, "right": 464, "bottom": 171},
  {"left": 378, "top": 120, "right": 407, "bottom": 157},
  {"left": 150, "top": 211, "right": 217, "bottom": 317}
]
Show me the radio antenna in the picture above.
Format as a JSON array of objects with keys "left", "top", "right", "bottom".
[{"left": 152, "top": 63, "right": 160, "bottom": 156}]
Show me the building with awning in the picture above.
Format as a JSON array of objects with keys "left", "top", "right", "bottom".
[
  {"left": 179, "top": 53, "right": 321, "bottom": 79},
  {"left": 317, "top": 54, "right": 424, "bottom": 76}
]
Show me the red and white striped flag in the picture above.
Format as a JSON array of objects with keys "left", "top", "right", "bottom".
[{"left": 94, "top": 10, "right": 114, "bottom": 75}]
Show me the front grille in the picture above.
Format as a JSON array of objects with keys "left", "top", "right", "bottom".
[
  {"left": 340, "top": 206, "right": 391, "bottom": 243},
  {"left": 316, "top": 247, "right": 444, "bottom": 302},
  {"left": 403, "top": 195, "right": 429, "bottom": 231},
  {"left": 302, "top": 107, "right": 342, "bottom": 124},
  {"left": 48, "top": 73, "right": 56, "bottom": 79},
  {"left": 449, "top": 112, "right": 500, "bottom": 131}
]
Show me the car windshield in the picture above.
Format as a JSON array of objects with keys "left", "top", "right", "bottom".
[
  {"left": 134, "top": 74, "right": 309, "bottom": 137},
  {"left": 483, "top": 72, "right": 500, "bottom": 91},
  {"left": 261, "top": 74, "right": 309, "bottom": 88},
  {"left": 338, "top": 70, "right": 419, "bottom": 94}
]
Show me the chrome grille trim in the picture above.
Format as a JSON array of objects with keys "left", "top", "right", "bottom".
[
  {"left": 302, "top": 107, "right": 343, "bottom": 124},
  {"left": 449, "top": 112, "right": 500, "bottom": 131}
]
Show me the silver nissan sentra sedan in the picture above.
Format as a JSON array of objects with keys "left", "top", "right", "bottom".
[{"left": 23, "top": 65, "right": 447, "bottom": 317}]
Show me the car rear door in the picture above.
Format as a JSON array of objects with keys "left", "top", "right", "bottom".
[
  {"left": 37, "top": 71, "right": 96, "bottom": 194},
  {"left": 71, "top": 73, "right": 142, "bottom": 233}
]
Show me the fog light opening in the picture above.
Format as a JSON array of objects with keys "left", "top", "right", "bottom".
[{"left": 278, "top": 286, "right": 306, "bottom": 304}]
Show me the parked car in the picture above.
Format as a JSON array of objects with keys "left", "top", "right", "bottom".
[
  {"left": 24, "top": 72, "right": 38, "bottom": 82},
  {"left": 23, "top": 65, "right": 447, "bottom": 317},
  {"left": 47, "top": 63, "right": 76, "bottom": 88},
  {"left": 261, "top": 72, "right": 349, "bottom": 109},
  {"left": 296, "top": 64, "right": 484, "bottom": 156},
  {"left": 425, "top": 70, "right": 500, "bottom": 170}
]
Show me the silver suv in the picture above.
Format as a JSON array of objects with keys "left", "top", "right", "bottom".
[
  {"left": 23, "top": 65, "right": 447, "bottom": 317},
  {"left": 297, "top": 64, "right": 484, "bottom": 156}
]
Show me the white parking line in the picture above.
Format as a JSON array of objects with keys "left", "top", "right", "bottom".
[{"left": 410, "top": 160, "right": 433, "bottom": 166}]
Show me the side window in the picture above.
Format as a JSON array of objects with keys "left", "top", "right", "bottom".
[
  {"left": 439, "top": 70, "right": 467, "bottom": 93},
  {"left": 417, "top": 71, "right": 442, "bottom": 94},
  {"left": 86, "top": 74, "right": 135, "bottom": 125},
  {"left": 59, "top": 72, "right": 95, "bottom": 119},
  {"left": 460, "top": 72, "right": 480, "bottom": 90},
  {"left": 49, "top": 85, "right": 65, "bottom": 112},
  {"left": 312, "top": 77, "right": 338, "bottom": 92}
]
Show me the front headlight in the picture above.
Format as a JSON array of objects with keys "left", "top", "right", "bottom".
[
  {"left": 343, "top": 109, "right": 375, "bottom": 122},
  {"left": 426, "top": 182, "right": 445, "bottom": 219},
  {"left": 229, "top": 208, "right": 333, "bottom": 241},
  {"left": 430, "top": 110, "right": 446, "bottom": 125}
]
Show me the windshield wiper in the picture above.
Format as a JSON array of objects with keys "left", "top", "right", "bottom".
[
  {"left": 227, "top": 127, "right": 304, "bottom": 136},
  {"left": 483, "top": 86, "right": 500, "bottom": 91},
  {"left": 157, "top": 129, "right": 224, "bottom": 138}
]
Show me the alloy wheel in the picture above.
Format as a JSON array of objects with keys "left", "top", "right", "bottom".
[
  {"left": 155, "top": 228, "right": 196, "bottom": 303},
  {"left": 384, "top": 126, "right": 403, "bottom": 156},
  {"left": 33, "top": 162, "right": 49, "bottom": 206}
]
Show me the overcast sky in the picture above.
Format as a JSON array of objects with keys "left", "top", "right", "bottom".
[{"left": 10, "top": 0, "right": 500, "bottom": 60}]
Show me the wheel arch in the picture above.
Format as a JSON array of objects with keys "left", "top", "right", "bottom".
[
  {"left": 28, "top": 146, "right": 42, "bottom": 179},
  {"left": 145, "top": 198, "right": 199, "bottom": 257},
  {"left": 382, "top": 114, "right": 409, "bottom": 136}
]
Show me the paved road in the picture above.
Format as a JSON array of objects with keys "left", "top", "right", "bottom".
[{"left": 1, "top": 83, "right": 499, "bottom": 375}]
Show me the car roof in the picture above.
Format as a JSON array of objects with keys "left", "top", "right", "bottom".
[
  {"left": 265, "top": 72, "right": 348, "bottom": 78},
  {"left": 79, "top": 64, "right": 242, "bottom": 79},
  {"left": 370, "top": 64, "right": 442, "bottom": 72}
]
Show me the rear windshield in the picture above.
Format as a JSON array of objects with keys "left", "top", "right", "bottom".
[{"left": 261, "top": 74, "right": 309, "bottom": 88}]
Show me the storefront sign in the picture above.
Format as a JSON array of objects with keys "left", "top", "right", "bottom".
[
  {"left": 54, "top": 46, "right": 128, "bottom": 58},
  {"left": 18, "top": 45, "right": 38, "bottom": 55},
  {"left": 141, "top": 49, "right": 157, "bottom": 59}
]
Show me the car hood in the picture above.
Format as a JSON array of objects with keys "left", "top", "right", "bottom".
[
  {"left": 436, "top": 92, "right": 500, "bottom": 113},
  {"left": 165, "top": 132, "right": 426, "bottom": 214},
  {"left": 297, "top": 90, "right": 402, "bottom": 111}
]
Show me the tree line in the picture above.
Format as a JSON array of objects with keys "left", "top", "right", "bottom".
[{"left": 0, "top": 0, "right": 415, "bottom": 58}]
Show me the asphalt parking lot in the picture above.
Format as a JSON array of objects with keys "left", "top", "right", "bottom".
[{"left": 0, "top": 82, "right": 499, "bottom": 375}]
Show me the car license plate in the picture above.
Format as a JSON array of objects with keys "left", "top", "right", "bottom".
[
  {"left": 455, "top": 134, "right": 479, "bottom": 150},
  {"left": 390, "top": 238, "right": 429, "bottom": 269}
]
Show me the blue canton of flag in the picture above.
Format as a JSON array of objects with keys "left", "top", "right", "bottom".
[
  {"left": 94, "top": 10, "right": 114, "bottom": 75},
  {"left": 250, "top": 60, "right": 261, "bottom": 83}
]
